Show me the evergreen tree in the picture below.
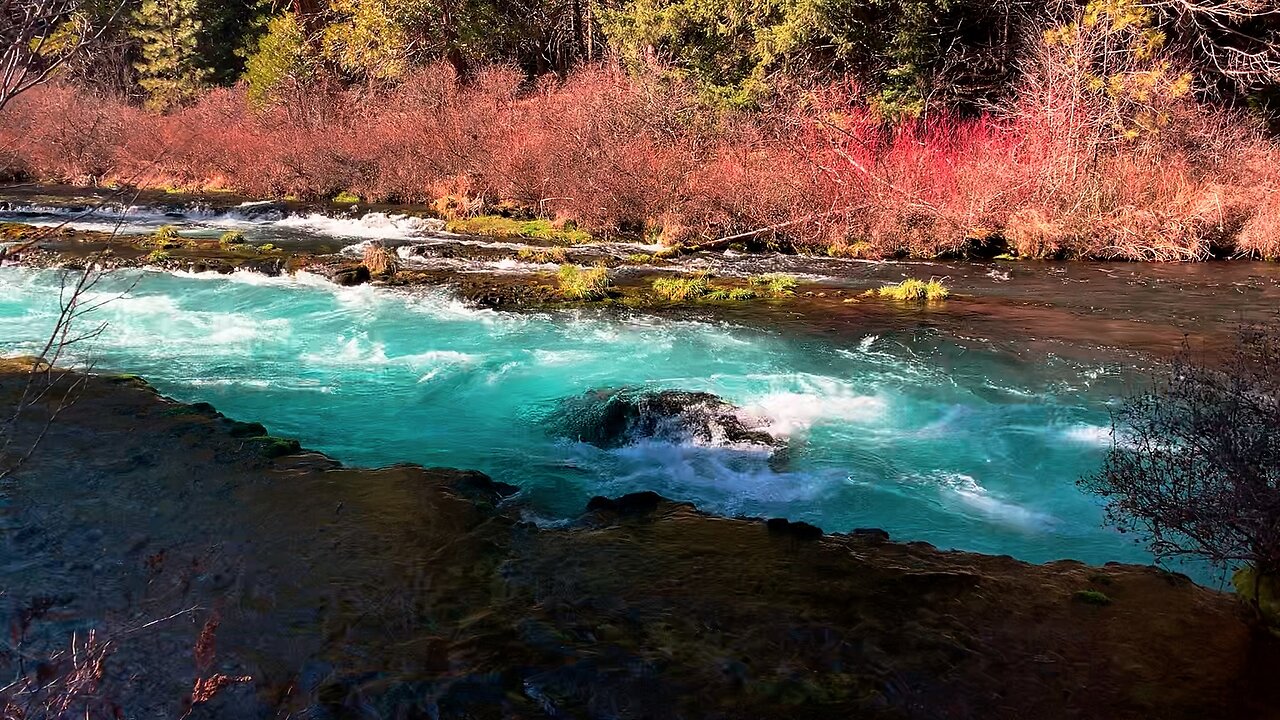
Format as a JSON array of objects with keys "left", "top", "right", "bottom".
[
  {"left": 199, "top": 0, "right": 279, "bottom": 87},
  {"left": 133, "top": 0, "right": 208, "bottom": 110}
]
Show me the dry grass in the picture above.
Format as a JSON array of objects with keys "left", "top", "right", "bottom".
[
  {"left": 1, "top": 630, "right": 112, "bottom": 719},
  {"left": 362, "top": 241, "right": 399, "bottom": 277}
]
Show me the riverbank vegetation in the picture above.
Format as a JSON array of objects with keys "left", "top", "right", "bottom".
[
  {"left": 878, "top": 278, "right": 950, "bottom": 302},
  {"left": 1082, "top": 324, "right": 1280, "bottom": 624},
  {"left": 2, "top": 0, "right": 1279, "bottom": 260}
]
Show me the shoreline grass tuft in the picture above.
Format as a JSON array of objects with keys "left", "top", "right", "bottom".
[
  {"left": 557, "top": 264, "right": 611, "bottom": 300},
  {"left": 652, "top": 273, "right": 710, "bottom": 302},
  {"left": 877, "top": 278, "right": 950, "bottom": 302},
  {"left": 448, "top": 216, "right": 592, "bottom": 245},
  {"left": 748, "top": 273, "right": 798, "bottom": 297}
]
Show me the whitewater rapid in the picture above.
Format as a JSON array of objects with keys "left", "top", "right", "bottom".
[{"left": 0, "top": 265, "right": 1146, "bottom": 569}]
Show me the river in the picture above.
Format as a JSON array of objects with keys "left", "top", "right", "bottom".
[{"left": 4, "top": 192, "right": 1280, "bottom": 580}]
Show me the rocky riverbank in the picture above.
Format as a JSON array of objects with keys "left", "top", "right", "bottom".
[{"left": 2, "top": 359, "right": 1277, "bottom": 718}]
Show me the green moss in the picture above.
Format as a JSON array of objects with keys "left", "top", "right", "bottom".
[
  {"left": 625, "top": 253, "right": 653, "bottom": 264},
  {"left": 557, "top": 264, "right": 612, "bottom": 301},
  {"left": 219, "top": 230, "right": 246, "bottom": 247},
  {"left": 333, "top": 191, "right": 361, "bottom": 204},
  {"left": 165, "top": 402, "right": 218, "bottom": 416},
  {"left": 652, "top": 274, "right": 710, "bottom": 302},
  {"left": 877, "top": 278, "right": 950, "bottom": 302},
  {"left": 257, "top": 243, "right": 279, "bottom": 252},
  {"left": 447, "top": 216, "right": 592, "bottom": 245},
  {"left": 748, "top": 273, "right": 798, "bottom": 297},
  {"left": 1073, "top": 590, "right": 1112, "bottom": 606},
  {"left": 256, "top": 436, "right": 302, "bottom": 458}
]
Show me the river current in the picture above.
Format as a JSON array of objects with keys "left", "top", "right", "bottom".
[{"left": 5, "top": 194, "right": 1280, "bottom": 578}]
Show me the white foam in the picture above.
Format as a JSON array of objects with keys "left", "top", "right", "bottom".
[
  {"left": 585, "top": 439, "right": 825, "bottom": 505},
  {"left": 740, "top": 374, "right": 887, "bottom": 437},
  {"left": 300, "top": 338, "right": 477, "bottom": 372},
  {"left": 1064, "top": 424, "right": 1113, "bottom": 447},
  {"left": 928, "top": 472, "right": 1055, "bottom": 531},
  {"left": 276, "top": 212, "right": 444, "bottom": 240},
  {"left": 530, "top": 349, "right": 594, "bottom": 366}
]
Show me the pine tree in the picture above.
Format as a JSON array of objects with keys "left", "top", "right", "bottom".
[{"left": 133, "top": 0, "right": 208, "bottom": 111}]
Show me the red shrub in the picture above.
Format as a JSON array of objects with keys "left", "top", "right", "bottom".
[{"left": 2, "top": 58, "right": 1277, "bottom": 260}]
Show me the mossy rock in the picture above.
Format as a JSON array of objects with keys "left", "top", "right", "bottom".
[
  {"left": 255, "top": 436, "right": 302, "bottom": 458},
  {"left": 228, "top": 420, "right": 268, "bottom": 438},
  {"left": 164, "top": 402, "right": 220, "bottom": 417},
  {"left": 110, "top": 374, "right": 148, "bottom": 387}
]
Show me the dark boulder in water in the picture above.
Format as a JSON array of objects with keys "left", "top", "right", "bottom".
[
  {"left": 328, "top": 262, "right": 371, "bottom": 286},
  {"left": 587, "top": 491, "right": 667, "bottom": 517},
  {"left": 765, "top": 517, "right": 824, "bottom": 541},
  {"left": 551, "top": 388, "right": 782, "bottom": 452}
]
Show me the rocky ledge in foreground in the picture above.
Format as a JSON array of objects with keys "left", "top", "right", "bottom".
[{"left": 1, "top": 361, "right": 1276, "bottom": 719}]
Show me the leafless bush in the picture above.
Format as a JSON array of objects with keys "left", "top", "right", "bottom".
[{"left": 1081, "top": 325, "right": 1280, "bottom": 580}]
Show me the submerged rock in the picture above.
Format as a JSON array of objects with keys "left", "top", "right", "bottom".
[{"left": 551, "top": 388, "right": 782, "bottom": 452}]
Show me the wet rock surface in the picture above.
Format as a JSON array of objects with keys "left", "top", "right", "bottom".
[
  {"left": 551, "top": 388, "right": 782, "bottom": 450},
  {"left": 2, "top": 361, "right": 1279, "bottom": 719}
]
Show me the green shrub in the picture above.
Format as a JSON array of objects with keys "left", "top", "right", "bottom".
[
  {"left": 748, "top": 273, "right": 798, "bottom": 297},
  {"left": 877, "top": 278, "right": 950, "bottom": 301},
  {"left": 145, "top": 249, "right": 171, "bottom": 263},
  {"left": 652, "top": 273, "right": 710, "bottom": 301},
  {"left": 728, "top": 287, "right": 758, "bottom": 301},
  {"left": 704, "top": 289, "right": 730, "bottom": 301},
  {"left": 219, "top": 230, "right": 246, "bottom": 246},
  {"left": 333, "top": 191, "right": 361, "bottom": 204},
  {"left": 557, "top": 264, "right": 611, "bottom": 300}
]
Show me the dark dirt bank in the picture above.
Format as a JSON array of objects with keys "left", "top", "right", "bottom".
[{"left": 2, "top": 360, "right": 1278, "bottom": 719}]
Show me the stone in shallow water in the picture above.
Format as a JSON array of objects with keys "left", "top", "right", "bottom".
[{"left": 550, "top": 388, "right": 782, "bottom": 451}]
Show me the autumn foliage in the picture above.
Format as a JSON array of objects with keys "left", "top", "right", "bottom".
[{"left": 2, "top": 55, "right": 1278, "bottom": 260}]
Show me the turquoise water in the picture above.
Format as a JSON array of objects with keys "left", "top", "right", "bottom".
[{"left": 0, "top": 266, "right": 1151, "bottom": 568}]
